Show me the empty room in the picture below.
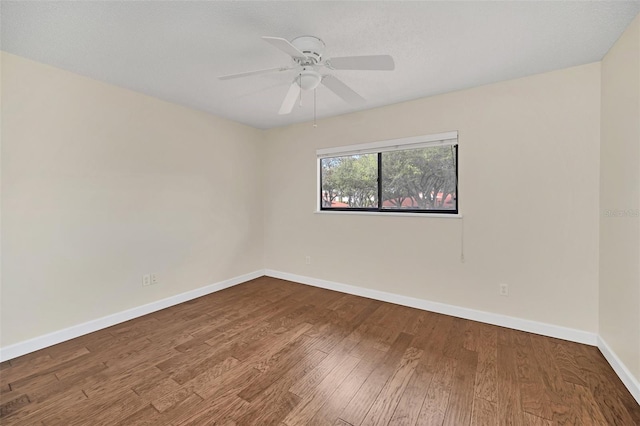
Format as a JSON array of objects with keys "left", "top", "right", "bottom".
[{"left": 1, "top": 1, "right": 640, "bottom": 424}]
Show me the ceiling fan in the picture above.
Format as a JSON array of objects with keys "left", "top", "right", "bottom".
[{"left": 219, "top": 35, "right": 395, "bottom": 115}]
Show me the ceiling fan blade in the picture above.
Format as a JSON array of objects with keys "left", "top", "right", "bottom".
[
  {"left": 321, "top": 75, "right": 365, "bottom": 106},
  {"left": 279, "top": 79, "right": 301, "bottom": 115},
  {"left": 263, "top": 36, "right": 308, "bottom": 61},
  {"left": 326, "top": 55, "right": 395, "bottom": 71},
  {"left": 219, "top": 66, "right": 292, "bottom": 80}
]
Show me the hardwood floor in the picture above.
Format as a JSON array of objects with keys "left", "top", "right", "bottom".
[{"left": 1, "top": 277, "right": 639, "bottom": 425}]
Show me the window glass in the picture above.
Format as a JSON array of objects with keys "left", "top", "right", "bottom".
[
  {"left": 321, "top": 154, "right": 378, "bottom": 209},
  {"left": 381, "top": 146, "right": 457, "bottom": 211},
  {"left": 318, "top": 134, "right": 458, "bottom": 214}
]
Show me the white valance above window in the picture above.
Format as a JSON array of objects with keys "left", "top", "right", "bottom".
[{"left": 316, "top": 131, "right": 458, "bottom": 158}]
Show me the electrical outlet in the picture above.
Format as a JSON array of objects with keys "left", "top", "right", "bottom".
[
  {"left": 151, "top": 274, "right": 158, "bottom": 285},
  {"left": 499, "top": 283, "right": 509, "bottom": 296},
  {"left": 305, "top": 256, "right": 311, "bottom": 265},
  {"left": 143, "top": 274, "right": 151, "bottom": 287}
]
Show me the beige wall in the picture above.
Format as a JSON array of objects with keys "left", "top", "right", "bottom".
[
  {"left": 264, "top": 63, "right": 601, "bottom": 333},
  {"left": 0, "top": 41, "right": 618, "bottom": 356},
  {"left": 1, "top": 52, "right": 265, "bottom": 347},
  {"left": 599, "top": 14, "right": 640, "bottom": 381}
]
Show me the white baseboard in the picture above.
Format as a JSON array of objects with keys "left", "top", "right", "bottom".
[
  {"left": 265, "top": 269, "right": 598, "bottom": 346},
  {"left": 597, "top": 336, "right": 640, "bottom": 405},
  {"left": 0, "top": 270, "right": 264, "bottom": 362}
]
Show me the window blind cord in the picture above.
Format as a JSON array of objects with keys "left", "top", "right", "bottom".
[
  {"left": 460, "top": 215, "right": 465, "bottom": 263},
  {"left": 453, "top": 147, "right": 463, "bottom": 262},
  {"left": 313, "top": 89, "right": 317, "bottom": 128}
]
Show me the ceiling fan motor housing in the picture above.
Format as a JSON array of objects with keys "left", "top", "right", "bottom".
[{"left": 291, "top": 35, "right": 325, "bottom": 64}]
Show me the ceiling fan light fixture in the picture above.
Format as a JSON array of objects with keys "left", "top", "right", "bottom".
[{"left": 298, "top": 68, "right": 321, "bottom": 91}]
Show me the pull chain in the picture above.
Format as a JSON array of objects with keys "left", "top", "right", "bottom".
[
  {"left": 299, "top": 74, "right": 302, "bottom": 107},
  {"left": 313, "top": 89, "right": 317, "bottom": 128}
]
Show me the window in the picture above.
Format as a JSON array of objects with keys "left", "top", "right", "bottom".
[{"left": 318, "top": 132, "right": 458, "bottom": 214}]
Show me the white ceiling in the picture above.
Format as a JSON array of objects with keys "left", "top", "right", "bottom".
[{"left": 2, "top": 1, "right": 639, "bottom": 130}]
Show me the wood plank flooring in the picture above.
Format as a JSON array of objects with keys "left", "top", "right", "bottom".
[{"left": 1, "top": 277, "right": 639, "bottom": 425}]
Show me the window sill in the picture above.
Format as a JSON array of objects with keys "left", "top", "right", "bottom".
[{"left": 314, "top": 210, "right": 463, "bottom": 219}]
